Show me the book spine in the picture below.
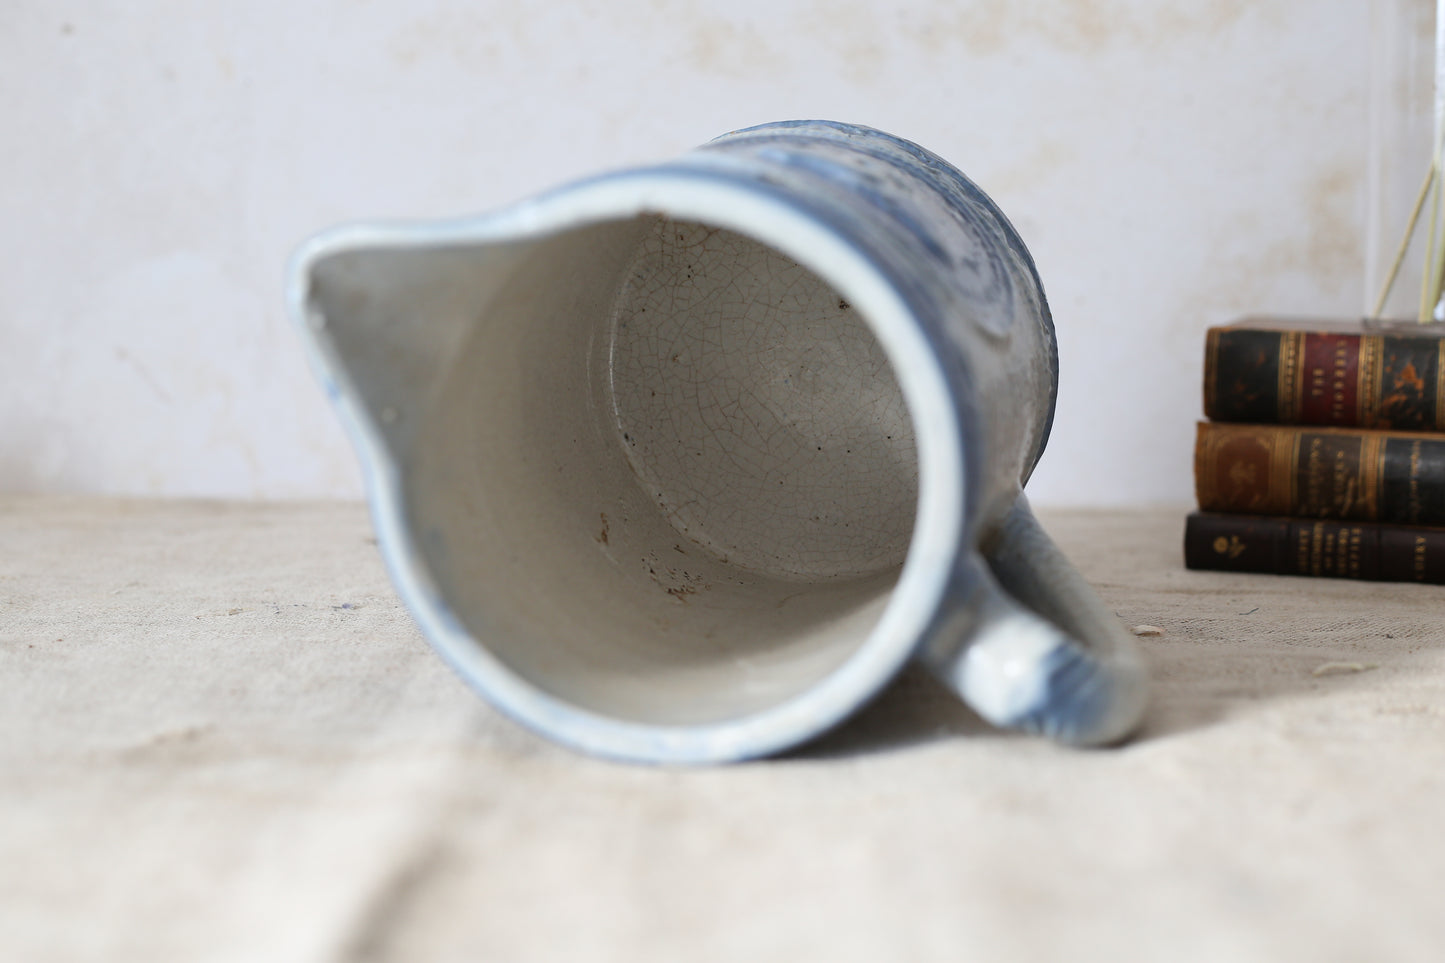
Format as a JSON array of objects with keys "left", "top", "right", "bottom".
[
  {"left": 1184, "top": 512, "right": 1445, "bottom": 583},
  {"left": 1203, "top": 327, "right": 1445, "bottom": 430},
  {"left": 1194, "top": 423, "right": 1445, "bottom": 525}
]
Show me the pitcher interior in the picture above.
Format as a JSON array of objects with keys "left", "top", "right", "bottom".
[{"left": 406, "top": 215, "right": 920, "bottom": 726}]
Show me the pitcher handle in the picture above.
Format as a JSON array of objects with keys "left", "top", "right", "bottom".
[{"left": 920, "top": 494, "right": 1149, "bottom": 746}]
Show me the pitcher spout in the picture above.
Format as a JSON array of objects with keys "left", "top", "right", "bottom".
[{"left": 288, "top": 223, "right": 544, "bottom": 463}]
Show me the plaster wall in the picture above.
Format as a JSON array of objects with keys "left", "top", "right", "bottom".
[{"left": 0, "top": 0, "right": 1369, "bottom": 505}]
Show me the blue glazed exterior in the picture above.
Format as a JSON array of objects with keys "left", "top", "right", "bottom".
[{"left": 691, "top": 120, "right": 1059, "bottom": 540}]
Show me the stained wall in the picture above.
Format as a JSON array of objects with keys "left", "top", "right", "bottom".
[{"left": 0, "top": 1, "right": 1367, "bottom": 504}]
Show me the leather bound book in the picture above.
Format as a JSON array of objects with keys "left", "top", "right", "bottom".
[
  {"left": 1194, "top": 422, "right": 1445, "bottom": 524},
  {"left": 1203, "top": 317, "right": 1445, "bottom": 430},
  {"left": 1184, "top": 512, "right": 1445, "bottom": 584}
]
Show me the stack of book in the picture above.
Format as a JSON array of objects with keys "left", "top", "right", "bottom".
[{"left": 1185, "top": 317, "right": 1445, "bottom": 584}]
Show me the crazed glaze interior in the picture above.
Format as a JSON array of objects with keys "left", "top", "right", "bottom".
[{"left": 404, "top": 215, "right": 920, "bottom": 726}]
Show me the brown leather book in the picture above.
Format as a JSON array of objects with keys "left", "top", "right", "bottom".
[
  {"left": 1194, "top": 422, "right": 1445, "bottom": 524},
  {"left": 1184, "top": 512, "right": 1445, "bottom": 584},
  {"left": 1203, "top": 316, "right": 1445, "bottom": 430}
]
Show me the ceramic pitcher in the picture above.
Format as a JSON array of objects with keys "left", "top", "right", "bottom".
[{"left": 288, "top": 120, "right": 1148, "bottom": 763}]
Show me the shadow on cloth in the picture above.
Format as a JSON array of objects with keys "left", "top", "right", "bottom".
[
  {"left": 783, "top": 625, "right": 1411, "bottom": 760},
  {"left": 786, "top": 665, "right": 1003, "bottom": 760}
]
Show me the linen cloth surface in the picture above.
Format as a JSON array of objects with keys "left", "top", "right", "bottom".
[{"left": 2, "top": 498, "right": 1442, "bottom": 962}]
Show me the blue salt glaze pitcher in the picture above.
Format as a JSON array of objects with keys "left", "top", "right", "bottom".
[{"left": 288, "top": 120, "right": 1148, "bottom": 763}]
